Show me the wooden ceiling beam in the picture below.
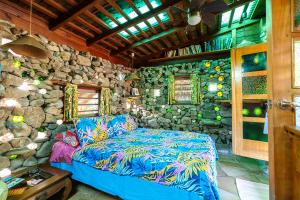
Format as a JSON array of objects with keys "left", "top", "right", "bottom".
[
  {"left": 44, "top": 0, "right": 67, "bottom": 13},
  {"left": 49, "top": 0, "right": 99, "bottom": 30},
  {"left": 76, "top": 16, "right": 102, "bottom": 34},
  {"left": 84, "top": 11, "right": 108, "bottom": 29},
  {"left": 67, "top": 22, "right": 94, "bottom": 38},
  {"left": 111, "top": 26, "right": 183, "bottom": 55},
  {"left": 144, "top": 0, "right": 167, "bottom": 30},
  {"left": 23, "top": 0, "right": 58, "bottom": 18},
  {"left": 87, "top": 0, "right": 182, "bottom": 46}
]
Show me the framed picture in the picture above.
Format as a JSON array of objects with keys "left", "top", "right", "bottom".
[{"left": 292, "top": 0, "right": 300, "bottom": 32}]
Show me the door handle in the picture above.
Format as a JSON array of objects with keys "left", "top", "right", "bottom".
[{"left": 278, "top": 99, "right": 300, "bottom": 109}]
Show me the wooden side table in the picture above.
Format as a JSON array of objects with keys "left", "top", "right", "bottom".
[{"left": 7, "top": 165, "right": 72, "bottom": 200}]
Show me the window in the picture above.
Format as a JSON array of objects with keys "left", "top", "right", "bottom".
[
  {"left": 174, "top": 75, "right": 192, "bottom": 103},
  {"left": 78, "top": 88, "right": 100, "bottom": 117},
  {"left": 168, "top": 74, "right": 201, "bottom": 105}
]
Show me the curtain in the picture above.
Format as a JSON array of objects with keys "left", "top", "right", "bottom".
[
  {"left": 168, "top": 75, "right": 175, "bottom": 105},
  {"left": 100, "top": 88, "right": 112, "bottom": 115},
  {"left": 64, "top": 84, "right": 78, "bottom": 122},
  {"left": 191, "top": 73, "right": 201, "bottom": 104}
]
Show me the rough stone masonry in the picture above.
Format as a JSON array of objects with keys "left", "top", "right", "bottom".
[{"left": 0, "top": 20, "right": 132, "bottom": 172}]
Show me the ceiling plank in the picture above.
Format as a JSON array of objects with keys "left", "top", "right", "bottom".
[
  {"left": 49, "top": 0, "right": 99, "bottom": 30},
  {"left": 76, "top": 16, "right": 102, "bottom": 34},
  {"left": 87, "top": 0, "right": 182, "bottom": 46},
  {"left": 111, "top": 26, "right": 183, "bottom": 55},
  {"left": 23, "top": 0, "right": 58, "bottom": 18},
  {"left": 67, "top": 22, "right": 94, "bottom": 38},
  {"left": 44, "top": 0, "right": 67, "bottom": 13},
  {"left": 144, "top": 0, "right": 167, "bottom": 30}
]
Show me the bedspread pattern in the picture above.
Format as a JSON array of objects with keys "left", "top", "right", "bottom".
[{"left": 72, "top": 128, "right": 219, "bottom": 200}]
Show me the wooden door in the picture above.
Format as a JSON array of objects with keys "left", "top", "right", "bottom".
[
  {"left": 232, "top": 43, "right": 269, "bottom": 161},
  {"left": 267, "top": 0, "right": 300, "bottom": 199}
]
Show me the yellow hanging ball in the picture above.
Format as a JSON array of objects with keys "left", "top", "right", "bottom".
[
  {"left": 254, "top": 55, "right": 259, "bottom": 64},
  {"left": 209, "top": 75, "right": 214, "bottom": 78},
  {"left": 217, "top": 84, "right": 223, "bottom": 89},
  {"left": 218, "top": 76, "right": 224, "bottom": 82},
  {"left": 217, "top": 91, "right": 223, "bottom": 97},
  {"left": 215, "top": 66, "right": 221, "bottom": 72},
  {"left": 205, "top": 62, "right": 211, "bottom": 67}
]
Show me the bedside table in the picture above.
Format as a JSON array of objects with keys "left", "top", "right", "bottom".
[{"left": 7, "top": 165, "right": 72, "bottom": 200}]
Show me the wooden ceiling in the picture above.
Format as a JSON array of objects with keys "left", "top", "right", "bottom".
[{"left": 6, "top": 0, "right": 254, "bottom": 65}]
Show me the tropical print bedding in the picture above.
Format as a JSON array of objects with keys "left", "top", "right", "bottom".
[{"left": 72, "top": 128, "right": 219, "bottom": 200}]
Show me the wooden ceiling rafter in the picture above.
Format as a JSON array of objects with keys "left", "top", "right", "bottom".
[
  {"left": 87, "top": 0, "right": 182, "bottom": 46},
  {"left": 49, "top": 0, "right": 99, "bottom": 31},
  {"left": 43, "top": 0, "right": 68, "bottom": 13},
  {"left": 23, "top": 0, "right": 57, "bottom": 18},
  {"left": 144, "top": 0, "right": 167, "bottom": 31}
]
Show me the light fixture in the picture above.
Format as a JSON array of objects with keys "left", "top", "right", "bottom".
[
  {"left": 0, "top": 0, "right": 49, "bottom": 59},
  {"left": 18, "top": 82, "right": 30, "bottom": 91},
  {"left": 0, "top": 98, "right": 20, "bottom": 107},
  {"left": 188, "top": 11, "right": 201, "bottom": 26},
  {"left": 26, "top": 142, "right": 38, "bottom": 150},
  {"left": 208, "top": 83, "right": 218, "bottom": 92},
  {"left": 39, "top": 88, "right": 47, "bottom": 95},
  {"left": 0, "top": 168, "right": 11, "bottom": 178},
  {"left": 56, "top": 119, "right": 63, "bottom": 125}
]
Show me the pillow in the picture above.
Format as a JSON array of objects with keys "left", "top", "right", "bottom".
[
  {"left": 76, "top": 117, "right": 108, "bottom": 146},
  {"left": 107, "top": 115, "right": 127, "bottom": 138},
  {"left": 124, "top": 115, "right": 138, "bottom": 132},
  {"left": 55, "top": 130, "right": 80, "bottom": 148},
  {"left": 107, "top": 115, "right": 137, "bottom": 138},
  {"left": 50, "top": 141, "right": 77, "bottom": 164}
]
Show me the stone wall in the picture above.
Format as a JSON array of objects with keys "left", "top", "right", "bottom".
[
  {"left": 131, "top": 58, "right": 232, "bottom": 145},
  {"left": 0, "top": 20, "right": 131, "bottom": 172}
]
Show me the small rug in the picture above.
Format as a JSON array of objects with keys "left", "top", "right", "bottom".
[{"left": 236, "top": 178, "right": 269, "bottom": 200}]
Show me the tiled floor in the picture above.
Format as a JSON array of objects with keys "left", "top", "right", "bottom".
[{"left": 67, "top": 147, "right": 269, "bottom": 200}]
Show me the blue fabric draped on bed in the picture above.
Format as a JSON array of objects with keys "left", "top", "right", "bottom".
[{"left": 69, "top": 128, "right": 219, "bottom": 200}]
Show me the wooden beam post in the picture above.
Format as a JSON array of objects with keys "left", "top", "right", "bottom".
[
  {"left": 49, "top": 0, "right": 99, "bottom": 31},
  {"left": 86, "top": 0, "right": 182, "bottom": 46}
]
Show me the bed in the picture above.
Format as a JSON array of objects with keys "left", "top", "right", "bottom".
[{"left": 51, "top": 116, "right": 220, "bottom": 200}]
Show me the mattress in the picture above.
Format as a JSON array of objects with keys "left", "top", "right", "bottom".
[{"left": 52, "top": 128, "right": 219, "bottom": 200}]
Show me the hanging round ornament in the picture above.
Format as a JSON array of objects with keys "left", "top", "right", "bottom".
[
  {"left": 205, "top": 61, "right": 211, "bottom": 68},
  {"left": 216, "top": 115, "right": 222, "bottom": 121},
  {"left": 209, "top": 74, "right": 214, "bottom": 78},
  {"left": 13, "top": 60, "right": 21, "bottom": 69},
  {"left": 214, "top": 106, "right": 220, "bottom": 112},
  {"left": 218, "top": 76, "right": 224, "bottom": 82},
  {"left": 217, "top": 84, "right": 223, "bottom": 90},
  {"left": 215, "top": 66, "right": 221, "bottom": 72},
  {"left": 217, "top": 91, "right": 223, "bottom": 97},
  {"left": 197, "top": 113, "right": 203, "bottom": 119},
  {"left": 242, "top": 108, "right": 250, "bottom": 116}
]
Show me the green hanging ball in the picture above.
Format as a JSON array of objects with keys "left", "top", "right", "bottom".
[
  {"left": 216, "top": 115, "right": 222, "bottom": 121},
  {"left": 9, "top": 154, "right": 17, "bottom": 160},
  {"left": 13, "top": 60, "right": 21, "bottom": 69},
  {"left": 38, "top": 76, "right": 47, "bottom": 81},
  {"left": 33, "top": 80, "right": 41, "bottom": 85},
  {"left": 253, "top": 107, "right": 263, "bottom": 116},
  {"left": 214, "top": 106, "right": 220, "bottom": 112},
  {"left": 197, "top": 113, "right": 203, "bottom": 119},
  {"left": 242, "top": 109, "right": 250, "bottom": 116}
]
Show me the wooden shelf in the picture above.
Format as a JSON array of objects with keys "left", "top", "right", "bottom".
[
  {"left": 242, "top": 70, "right": 268, "bottom": 77},
  {"left": 138, "top": 49, "right": 230, "bottom": 66},
  {"left": 243, "top": 94, "right": 268, "bottom": 100},
  {"left": 243, "top": 117, "right": 265, "bottom": 123}
]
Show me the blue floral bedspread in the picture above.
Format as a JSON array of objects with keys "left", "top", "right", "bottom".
[{"left": 72, "top": 128, "right": 220, "bottom": 200}]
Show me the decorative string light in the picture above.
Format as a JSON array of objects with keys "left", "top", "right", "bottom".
[
  {"left": 56, "top": 119, "right": 63, "bottom": 125},
  {"left": 18, "top": 82, "right": 31, "bottom": 91},
  {"left": 0, "top": 168, "right": 11, "bottom": 178},
  {"left": 0, "top": 98, "right": 20, "bottom": 107},
  {"left": 38, "top": 89, "right": 47, "bottom": 95}
]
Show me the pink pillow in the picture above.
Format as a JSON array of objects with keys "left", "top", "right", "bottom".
[
  {"left": 50, "top": 141, "right": 77, "bottom": 164},
  {"left": 55, "top": 130, "right": 80, "bottom": 147}
]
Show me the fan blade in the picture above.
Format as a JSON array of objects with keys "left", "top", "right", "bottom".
[
  {"left": 190, "top": 0, "right": 207, "bottom": 11},
  {"left": 201, "top": 12, "right": 216, "bottom": 28},
  {"left": 202, "top": 0, "right": 228, "bottom": 13}
]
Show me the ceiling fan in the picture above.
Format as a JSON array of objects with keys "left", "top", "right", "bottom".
[{"left": 171, "top": 0, "right": 229, "bottom": 28}]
